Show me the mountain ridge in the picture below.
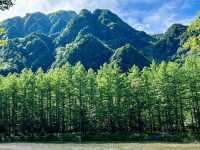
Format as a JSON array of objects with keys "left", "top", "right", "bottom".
[
  {"left": 1, "top": 10, "right": 77, "bottom": 39},
  {"left": 0, "top": 8, "right": 197, "bottom": 74}
]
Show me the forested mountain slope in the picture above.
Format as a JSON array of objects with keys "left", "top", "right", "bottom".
[
  {"left": 0, "top": 9, "right": 198, "bottom": 74},
  {"left": 111, "top": 44, "right": 150, "bottom": 71},
  {"left": 55, "top": 9, "right": 155, "bottom": 55},
  {"left": 176, "top": 15, "right": 200, "bottom": 59},
  {"left": 0, "top": 33, "right": 55, "bottom": 74},
  {"left": 153, "top": 24, "right": 187, "bottom": 61},
  {"left": 0, "top": 10, "right": 77, "bottom": 38},
  {"left": 53, "top": 33, "right": 113, "bottom": 70}
]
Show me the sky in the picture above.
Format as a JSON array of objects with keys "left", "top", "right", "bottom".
[{"left": 0, "top": 0, "right": 200, "bottom": 34}]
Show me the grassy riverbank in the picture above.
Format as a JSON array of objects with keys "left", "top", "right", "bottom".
[{"left": 0, "top": 143, "right": 200, "bottom": 150}]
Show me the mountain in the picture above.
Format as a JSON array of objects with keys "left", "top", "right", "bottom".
[
  {"left": 153, "top": 24, "right": 187, "bottom": 61},
  {"left": 0, "top": 33, "right": 55, "bottom": 74},
  {"left": 111, "top": 44, "right": 150, "bottom": 72},
  {"left": 53, "top": 9, "right": 156, "bottom": 70},
  {"left": 0, "top": 9, "right": 198, "bottom": 74},
  {"left": 176, "top": 16, "right": 200, "bottom": 58},
  {"left": 0, "top": 10, "right": 77, "bottom": 39},
  {"left": 53, "top": 33, "right": 113, "bottom": 70},
  {"left": 48, "top": 10, "right": 77, "bottom": 35},
  {"left": 55, "top": 9, "right": 155, "bottom": 57}
]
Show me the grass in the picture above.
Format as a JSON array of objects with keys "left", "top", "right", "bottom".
[{"left": 0, "top": 143, "right": 200, "bottom": 150}]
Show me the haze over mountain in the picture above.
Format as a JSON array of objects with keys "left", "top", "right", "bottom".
[{"left": 0, "top": 9, "right": 198, "bottom": 74}]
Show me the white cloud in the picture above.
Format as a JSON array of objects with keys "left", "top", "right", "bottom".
[
  {"left": 141, "top": 1, "right": 178, "bottom": 33},
  {"left": 0, "top": 0, "right": 53, "bottom": 20},
  {"left": 0, "top": 0, "right": 120, "bottom": 21},
  {"left": 123, "top": 0, "right": 196, "bottom": 33}
]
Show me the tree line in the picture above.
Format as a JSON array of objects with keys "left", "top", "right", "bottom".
[{"left": 0, "top": 56, "right": 200, "bottom": 141}]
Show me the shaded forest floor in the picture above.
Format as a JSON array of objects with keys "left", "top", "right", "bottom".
[{"left": 1, "top": 132, "right": 200, "bottom": 143}]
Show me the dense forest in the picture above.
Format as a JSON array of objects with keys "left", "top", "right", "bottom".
[
  {"left": 0, "top": 0, "right": 200, "bottom": 143},
  {"left": 0, "top": 56, "right": 199, "bottom": 142}
]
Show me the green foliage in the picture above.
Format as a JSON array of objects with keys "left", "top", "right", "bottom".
[
  {"left": 54, "top": 33, "right": 113, "bottom": 70},
  {"left": 0, "top": 11, "right": 77, "bottom": 39},
  {"left": 0, "top": 33, "right": 55, "bottom": 74},
  {"left": 187, "top": 16, "right": 200, "bottom": 33},
  {"left": 0, "top": 27, "right": 7, "bottom": 46},
  {"left": 153, "top": 24, "right": 187, "bottom": 60},
  {"left": 183, "top": 35, "right": 200, "bottom": 51},
  {"left": 48, "top": 10, "right": 77, "bottom": 34},
  {"left": 0, "top": 28, "right": 6, "bottom": 34},
  {"left": 0, "top": 58, "right": 199, "bottom": 141},
  {"left": 0, "top": 0, "right": 14, "bottom": 10},
  {"left": 178, "top": 15, "right": 200, "bottom": 56},
  {"left": 111, "top": 44, "right": 150, "bottom": 71},
  {"left": 55, "top": 9, "right": 155, "bottom": 57}
]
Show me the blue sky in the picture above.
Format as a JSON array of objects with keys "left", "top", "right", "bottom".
[{"left": 0, "top": 0, "right": 200, "bottom": 33}]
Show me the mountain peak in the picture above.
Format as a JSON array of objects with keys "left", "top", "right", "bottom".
[
  {"left": 1, "top": 10, "right": 77, "bottom": 39},
  {"left": 93, "top": 9, "right": 113, "bottom": 15},
  {"left": 165, "top": 24, "right": 187, "bottom": 38},
  {"left": 49, "top": 10, "right": 76, "bottom": 15},
  {"left": 48, "top": 10, "right": 77, "bottom": 21},
  {"left": 24, "top": 12, "right": 46, "bottom": 19},
  {"left": 79, "top": 9, "right": 92, "bottom": 16}
]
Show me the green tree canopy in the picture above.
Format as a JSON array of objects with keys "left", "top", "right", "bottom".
[{"left": 0, "top": 0, "right": 14, "bottom": 10}]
